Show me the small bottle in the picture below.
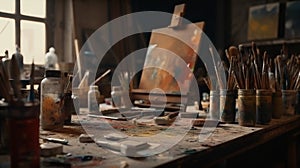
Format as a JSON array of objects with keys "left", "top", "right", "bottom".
[
  {"left": 62, "top": 75, "right": 74, "bottom": 124},
  {"left": 209, "top": 90, "right": 220, "bottom": 120},
  {"left": 12, "top": 45, "right": 24, "bottom": 72},
  {"left": 201, "top": 92, "right": 209, "bottom": 112},
  {"left": 111, "top": 86, "right": 123, "bottom": 108},
  {"left": 45, "top": 47, "right": 58, "bottom": 70},
  {"left": 40, "top": 70, "right": 63, "bottom": 130},
  {"left": 88, "top": 85, "right": 100, "bottom": 113}
]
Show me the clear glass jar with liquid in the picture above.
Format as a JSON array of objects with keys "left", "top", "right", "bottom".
[{"left": 40, "top": 70, "right": 63, "bottom": 130}]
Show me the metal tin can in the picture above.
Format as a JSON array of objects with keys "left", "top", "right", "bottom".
[
  {"left": 220, "top": 89, "right": 236, "bottom": 123},
  {"left": 272, "top": 91, "right": 283, "bottom": 119},
  {"left": 282, "top": 90, "right": 297, "bottom": 115},
  {"left": 238, "top": 89, "right": 256, "bottom": 127},
  {"left": 256, "top": 89, "right": 272, "bottom": 124}
]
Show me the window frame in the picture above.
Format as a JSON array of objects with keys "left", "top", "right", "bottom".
[{"left": 0, "top": 0, "right": 54, "bottom": 58}]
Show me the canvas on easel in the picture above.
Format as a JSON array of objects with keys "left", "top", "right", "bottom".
[
  {"left": 131, "top": 4, "right": 205, "bottom": 110},
  {"left": 138, "top": 22, "right": 204, "bottom": 94}
]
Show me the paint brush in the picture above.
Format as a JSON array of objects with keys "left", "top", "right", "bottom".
[
  {"left": 63, "top": 75, "right": 73, "bottom": 94},
  {"left": 0, "top": 75, "right": 10, "bottom": 101},
  {"left": 261, "top": 51, "right": 270, "bottom": 89},
  {"left": 90, "top": 69, "right": 111, "bottom": 86},
  {"left": 275, "top": 56, "right": 282, "bottom": 89},
  {"left": 277, "top": 56, "right": 284, "bottom": 89},
  {"left": 227, "top": 57, "right": 235, "bottom": 90},
  {"left": 209, "top": 46, "right": 224, "bottom": 89},
  {"left": 293, "top": 72, "right": 300, "bottom": 90},
  {"left": 10, "top": 54, "right": 22, "bottom": 101},
  {"left": 28, "top": 60, "right": 35, "bottom": 102},
  {"left": 74, "top": 39, "right": 82, "bottom": 81},
  {"left": 229, "top": 46, "right": 239, "bottom": 62},
  {"left": 238, "top": 44, "right": 250, "bottom": 65},
  {"left": 225, "top": 49, "right": 230, "bottom": 62},
  {"left": 203, "top": 76, "right": 212, "bottom": 90},
  {"left": 252, "top": 42, "right": 262, "bottom": 74},
  {"left": 0, "top": 60, "right": 11, "bottom": 101},
  {"left": 252, "top": 56, "right": 262, "bottom": 89}
]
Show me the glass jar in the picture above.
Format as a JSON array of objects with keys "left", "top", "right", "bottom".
[
  {"left": 40, "top": 70, "right": 63, "bottom": 130},
  {"left": 209, "top": 90, "right": 220, "bottom": 120},
  {"left": 111, "top": 86, "right": 123, "bottom": 108},
  {"left": 88, "top": 85, "right": 100, "bottom": 113}
]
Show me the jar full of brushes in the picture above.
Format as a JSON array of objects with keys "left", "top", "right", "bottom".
[{"left": 237, "top": 89, "right": 256, "bottom": 127}]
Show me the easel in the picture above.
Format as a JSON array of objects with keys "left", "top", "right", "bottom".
[{"left": 130, "top": 4, "right": 205, "bottom": 111}]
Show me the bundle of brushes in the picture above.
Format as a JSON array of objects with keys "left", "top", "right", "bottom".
[
  {"left": 118, "top": 71, "right": 134, "bottom": 91},
  {"left": 202, "top": 47, "right": 225, "bottom": 91},
  {"left": 200, "top": 42, "right": 300, "bottom": 92},
  {"left": 224, "top": 42, "right": 271, "bottom": 90},
  {"left": 0, "top": 57, "right": 36, "bottom": 105},
  {"left": 274, "top": 49, "right": 300, "bottom": 90}
]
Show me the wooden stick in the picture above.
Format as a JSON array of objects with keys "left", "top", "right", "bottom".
[
  {"left": 295, "top": 72, "right": 300, "bottom": 90},
  {"left": 0, "top": 59, "right": 11, "bottom": 98},
  {"left": 227, "top": 57, "right": 234, "bottom": 90},
  {"left": 78, "top": 70, "right": 89, "bottom": 88},
  {"left": 28, "top": 60, "right": 35, "bottom": 102},
  {"left": 74, "top": 39, "right": 82, "bottom": 81},
  {"left": 203, "top": 77, "right": 212, "bottom": 90},
  {"left": 90, "top": 69, "right": 111, "bottom": 86},
  {"left": 209, "top": 46, "right": 224, "bottom": 89}
]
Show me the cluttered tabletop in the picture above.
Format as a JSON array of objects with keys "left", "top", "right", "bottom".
[{"left": 2, "top": 104, "right": 299, "bottom": 168}]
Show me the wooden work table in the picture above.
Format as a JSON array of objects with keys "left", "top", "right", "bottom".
[{"left": 1, "top": 113, "right": 300, "bottom": 168}]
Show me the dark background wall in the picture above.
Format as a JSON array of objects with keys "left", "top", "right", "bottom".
[
  {"left": 55, "top": 0, "right": 300, "bottom": 59},
  {"left": 131, "top": 0, "right": 229, "bottom": 53}
]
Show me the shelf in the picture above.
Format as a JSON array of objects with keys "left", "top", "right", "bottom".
[{"left": 240, "top": 38, "right": 300, "bottom": 47}]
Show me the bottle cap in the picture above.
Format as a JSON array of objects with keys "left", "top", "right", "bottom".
[
  {"left": 45, "top": 47, "right": 58, "bottom": 69},
  {"left": 49, "top": 47, "right": 55, "bottom": 53},
  {"left": 90, "top": 85, "right": 98, "bottom": 90},
  {"left": 45, "top": 70, "right": 61, "bottom": 78}
]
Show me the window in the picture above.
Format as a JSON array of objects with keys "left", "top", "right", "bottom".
[{"left": 0, "top": 0, "right": 47, "bottom": 65}]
